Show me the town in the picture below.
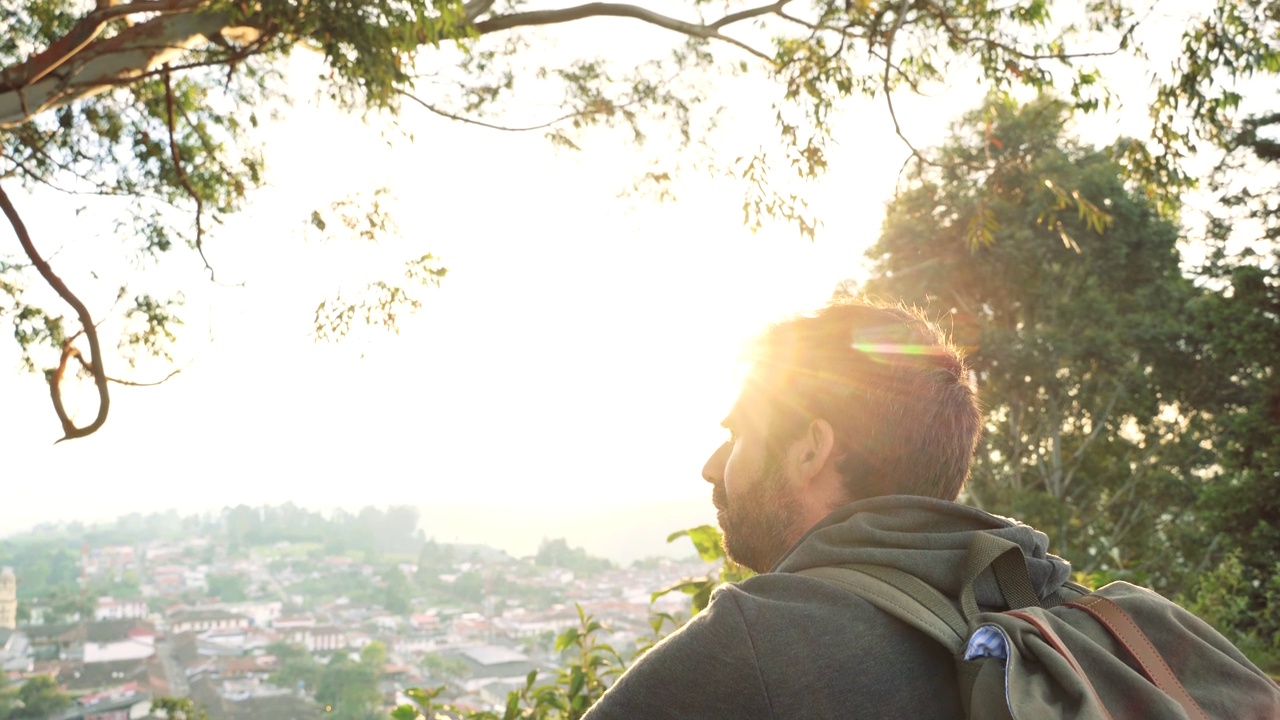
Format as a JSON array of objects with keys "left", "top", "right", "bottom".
[{"left": 0, "top": 505, "right": 715, "bottom": 719}]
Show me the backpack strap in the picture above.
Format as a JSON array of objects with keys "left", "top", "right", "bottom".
[
  {"left": 1041, "top": 581, "right": 1091, "bottom": 609},
  {"left": 959, "top": 532, "right": 1041, "bottom": 620},
  {"left": 796, "top": 564, "right": 968, "bottom": 655},
  {"left": 797, "top": 564, "right": 989, "bottom": 713},
  {"left": 1066, "top": 595, "right": 1209, "bottom": 720}
]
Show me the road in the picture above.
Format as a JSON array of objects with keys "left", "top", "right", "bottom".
[{"left": 155, "top": 639, "right": 189, "bottom": 698}]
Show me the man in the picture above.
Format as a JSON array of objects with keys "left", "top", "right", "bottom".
[{"left": 581, "top": 299, "right": 1071, "bottom": 718}]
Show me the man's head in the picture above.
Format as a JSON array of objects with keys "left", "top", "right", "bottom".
[{"left": 702, "top": 298, "right": 981, "bottom": 572}]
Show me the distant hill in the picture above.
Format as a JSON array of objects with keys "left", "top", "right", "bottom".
[{"left": 0, "top": 496, "right": 717, "bottom": 567}]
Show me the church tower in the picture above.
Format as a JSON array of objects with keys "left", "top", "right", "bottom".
[{"left": 0, "top": 567, "right": 16, "bottom": 629}]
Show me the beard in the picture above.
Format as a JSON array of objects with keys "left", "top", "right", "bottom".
[{"left": 714, "top": 463, "right": 807, "bottom": 574}]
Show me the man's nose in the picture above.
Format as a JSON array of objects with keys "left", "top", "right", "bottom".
[{"left": 702, "top": 442, "right": 730, "bottom": 485}]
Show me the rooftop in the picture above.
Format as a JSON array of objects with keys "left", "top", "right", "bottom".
[{"left": 460, "top": 645, "right": 528, "bottom": 666}]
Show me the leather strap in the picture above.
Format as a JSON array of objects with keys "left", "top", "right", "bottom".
[
  {"left": 1066, "top": 595, "right": 1209, "bottom": 720},
  {"left": 1006, "top": 610, "right": 1114, "bottom": 720}
]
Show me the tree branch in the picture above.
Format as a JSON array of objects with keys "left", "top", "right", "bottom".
[
  {"left": 710, "top": 0, "right": 790, "bottom": 30},
  {"left": 0, "top": 0, "right": 205, "bottom": 93},
  {"left": 918, "top": 0, "right": 1145, "bottom": 64},
  {"left": 881, "top": 0, "right": 933, "bottom": 167},
  {"left": 404, "top": 91, "right": 591, "bottom": 132},
  {"left": 462, "top": 0, "right": 497, "bottom": 23},
  {"left": 402, "top": 85, "right": 648, "bottom": 133},
  {"left": 474, "top": 3, "right": 775, "bottom": 64},
  {"left": 72, "top": 351, "right": 186, "bottom": 386},
  {"left": 0, "top": 9, "right": 252, "bottom": 128},
  {"left": 163, "top": 65, "right": 216, "bottom": 282},
  {"left": 0, "top": 181, "right": 110, "bottom": 441}
]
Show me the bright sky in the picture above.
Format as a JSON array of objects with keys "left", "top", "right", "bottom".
[{"left": 0, "top": 5, "right": 1226, "bottom": 558}]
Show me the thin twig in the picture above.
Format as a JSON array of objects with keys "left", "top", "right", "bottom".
[
  {"left": 881, "top": 0, "right": 935, "bottom": 167},
  {"left": 919, "top": 0, "right": 1145, "bottom": 64},
  {"left": 0, "top": 180, "right": 110, "bottom": 441},
  {"left": 164, "top": 64, "right": 228, "bottom": 285},
  {"left": 402, "top": 90, "right": 642, "bottom": 133},
  {"left": 404, "top": 92, "right": 587, "bottom": 132},
  {"left": 73, "top": 351, "right": 187, "bottom": 386}
]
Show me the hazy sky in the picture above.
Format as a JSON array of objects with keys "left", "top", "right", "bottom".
[{"left": 0, "top": 5, "right": 1226, "bottom": 557}]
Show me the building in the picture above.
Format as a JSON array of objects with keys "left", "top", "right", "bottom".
[
  {"left": 66, "top": 683, "right": 152, "bottom": 720},
  {"left": 84, "top": 621, "right": 156, "bottom": 664},
  {"left": 0, "top": 627, "right": 33, "bottom": 672},
  {"left": 60, "top": 657, "right": 168, "bottom": 697},
  {"left": 25, "top": 622, "right": 86, "bottom": 661},
  {"left": 94, "top": 598, "right": 148, "bottom": 622},
  {"left": 169, "top": 609, "right": 251, "bottom": 635},
  {"left": 0, "top": 567, "right": 16, "bottom": 630},
  {"left": 281, "top": 626, "right": 346, "bottom": 653}
]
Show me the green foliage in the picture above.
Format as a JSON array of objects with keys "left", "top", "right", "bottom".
[
  {"left": 534, "top": 539, "right": 612, "bottom": 577},
  {"left": 0, "top": 538, "right": 81, "bottom": 602},
  {"left": 652, "top": 525, "right": 752, "bottom": 616},
  {"left": 863, "top": 95, "right": 1204, "bottom": 592},
  {"left": 382, "top": 565, "right": 414, "bottom": 615},
  {"left": 5, "top": 0, "right": 1279, "bottom": 437},
  {"left": 1178, "top": 553, "right": 1280, "bottom": 675},
  {"left": 420, "top": 652, "right": 470, "bottom": 682},
  {"left": 269, "top": 641, "right": 324, "bottom": 693},
  {"left": 1175, "top": 108, "right": 1280, "bottom": 646},
  {"left": 223, "top": 504, "right": 422, "bottom": 554},
  {"left": 206, "top": 572, "right": 248, "bottom": 602},
  {"left": 0, "top": 676, "right": 71, "bottom": 720},
  {"left": 316, "top": 646, "right": 385, "bottom": 720},
  {"left": 150, "top": 697, "right": 214, "bottom": 720}
]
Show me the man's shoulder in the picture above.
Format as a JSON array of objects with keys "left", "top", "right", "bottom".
[
  {"left": 712, "top": 571, "right": 918, "bottom": 639},
  {"left": 717, "top": 569, "right": 888, "bottom": 615},
  {"left": 583, "top": 570, "right": 962, "bottom": 719}
]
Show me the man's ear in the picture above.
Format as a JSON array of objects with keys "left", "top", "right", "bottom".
[{"left": 790, "top": 418, "right": 838, "bottom": 485}]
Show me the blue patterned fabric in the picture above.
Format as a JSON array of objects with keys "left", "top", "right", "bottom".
[{"left": 964, "top": 625, "right": 1009, "bottom": 662}]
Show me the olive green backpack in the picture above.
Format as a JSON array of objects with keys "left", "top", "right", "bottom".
[{"left": 800, "top": 532, "right": 1280, "bottom": 719}]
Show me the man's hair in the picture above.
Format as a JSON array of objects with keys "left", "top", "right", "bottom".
[{"left": 746, "top": 298, "right": 981, "bottom": 502}]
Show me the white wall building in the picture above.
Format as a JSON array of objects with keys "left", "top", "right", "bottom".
[
  {"left": 95, "top": 598, "right": 149, "bottom": 622},
  {"left": 83, "top": 623, "right": 156, "bottom": 664}
]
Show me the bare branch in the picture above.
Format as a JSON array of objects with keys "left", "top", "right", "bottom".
[
  {"left": 8, "top": 142, "right": 177, "bottom": 206},
  {"left": 709, "top": 0, "right": 790, "bottom": 30},
  {"left": 881, "top": 0, "right": 932, "bottom": 167},
  {"left": 0, "top": 181, "right": 110, "bottom": 441},
  {"left": 402, "top": 88, "right": 645, "bottom": 133},
  {"left": 774, "top": 10, "right": 822, "bottom": 32},
  {"left": 404, "top": 91, "right": 587, "bottom": 132},
  {"left": 72, "top": 351, "right": 186, "bottom": 386},
  {"left": 163, "top": 65, "right": 211, "bottom": 278},
  {"left": 475, "top": 3, "right": 776, "bottom": 64},
  {"left": 164, "top": 65, "right": 242, "bottom": 287}
]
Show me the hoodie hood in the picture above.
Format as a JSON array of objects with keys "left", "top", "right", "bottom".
[{"left": 773, "top": 495, "right": 1074, "bottom": 608}]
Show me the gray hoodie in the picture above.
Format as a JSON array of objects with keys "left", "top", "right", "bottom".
[{"left": 583, "top": 495, "right": 1073, "bottom": 719}]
